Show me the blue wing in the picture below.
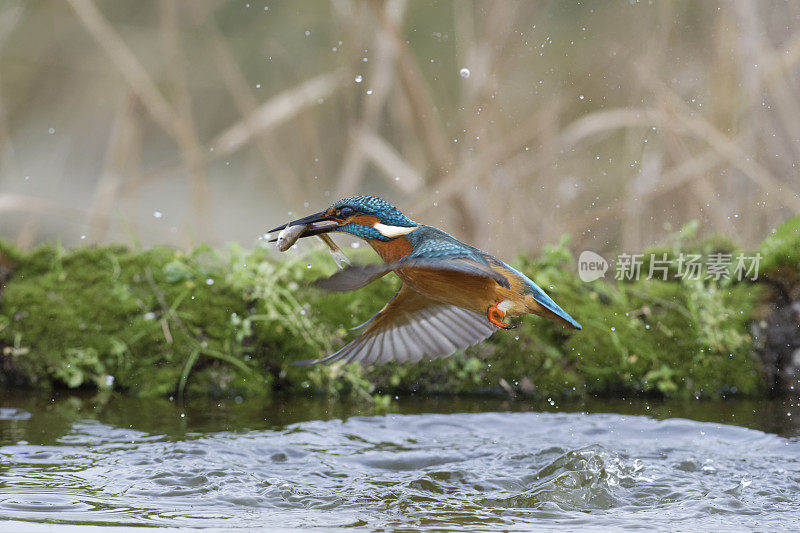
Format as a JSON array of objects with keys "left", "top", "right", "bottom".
[
  {"left": 408, "top": 226, "right": 581, "bottom": 329},
  {"left": 404, "top": 226, "right": 491, "bottom": 264}
]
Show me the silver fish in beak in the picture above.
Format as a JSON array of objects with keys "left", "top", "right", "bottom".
[
  {"left": 275, "top": 223, "right": 307, "bottom": 252},
  {"left": 268, "top": 219, "right": 350, "bottom": 269}
]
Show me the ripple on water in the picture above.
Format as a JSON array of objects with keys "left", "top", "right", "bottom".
[
  {"left": 0, "top": 411, "right": 798, "bottom": 530},
  {"left": 0, "top": 408, "right": 31, "bottom": 421}
]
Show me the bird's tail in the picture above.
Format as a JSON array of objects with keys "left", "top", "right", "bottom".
[
  {"left": 503, "top": 263, "right": 582, "bottom": 330},
  {"left": 527, "top": 282, "right": 582, "bottom": 330}
]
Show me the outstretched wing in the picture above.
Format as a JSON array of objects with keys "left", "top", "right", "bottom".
[{"left": 294, "top": 284, "right": 497, "bottom": 365}]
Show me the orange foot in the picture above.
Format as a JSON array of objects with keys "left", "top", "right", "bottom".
[{"left": 487, "top": 301, "right": 515, "bottom": 329}]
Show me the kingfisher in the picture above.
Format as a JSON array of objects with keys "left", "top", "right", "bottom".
[{"left": 267, "top": 195, "right": 580, "bottom": 365}]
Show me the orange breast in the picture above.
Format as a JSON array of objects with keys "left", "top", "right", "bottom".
[
  {"left": 394, "top": 267, "right": 527, "bottom": 315},
  {"left": 366, "top": 237, "right": 413, "bottom": 263},
  {"left": 365, "top": 238, "right": 529, "bottom": 315}
]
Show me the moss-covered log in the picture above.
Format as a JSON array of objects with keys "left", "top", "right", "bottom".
[{"left": 0, "top": 217, "right": 798, "bottom": 400}]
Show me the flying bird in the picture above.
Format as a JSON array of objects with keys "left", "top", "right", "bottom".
[{"left": 267, "top": 196, "right": 580, "bottom": 365}]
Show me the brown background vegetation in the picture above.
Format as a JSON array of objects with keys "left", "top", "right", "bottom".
[{"left": 0, "top": 0, "right": 798, "bottom": 258}]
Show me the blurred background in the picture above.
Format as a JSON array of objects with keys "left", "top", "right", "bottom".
[{"left": 0, "top": 0, "right": 798, "bottom": 258}]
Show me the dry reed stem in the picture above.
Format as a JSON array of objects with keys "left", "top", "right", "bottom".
[
  {"left": 5, "top": 1, "right": 799, "bottom": 252},
  {"left": 0, "top": 2, "right": 23, "bottom": 191},
  {"left": 15, "top": 133, "right": 73, "bottom": 249},
  {"left": 70, "top": 0, "right": 214, "bottom": 242},
  {"left": 668, "top": 100, "right": 800, "bottom": 212},
  {"left": 660, "top": 125, "right": 734, "bottom": 236},
  {"left": 764, "top": 27, "right": 800, "bottom": 84},
  {"left": 87, "top": 93, "right": 141, "bottom": 243},
  {"left": 335, "top": 0, "right": 407, "bottom": 197},
  {"left": 199, "top": 11, "right": 306, "bottom": 209},
  {"left": 375, "top": 4, "right": 453, "bottom": 177},
  {"left": 131, "top": 68, "right": 348, "bottom": 194},
  {"left": 211, "top": 70, "right": 346, "bottom": 158},
  {"left": 0, "top": 194, "right": 102, "bottom": 224},
  {"left": 68, "top": 0, "right": 180, "bottom": 138},
  {"left": 564, "top": 149, "right": 724, "bottom": 239},
  {"left": 411, "top": 97, "right": 568, "bottom": 212},
  {"left": 0, "top": 77, "right": 15, "bottom": 188},
  {"left": 359, "top": 128, "right": 424, "bottom": 194},
  {"left": 452, "top": 1, "right": 518, "bottom": 242},
  {"left": 160, "top": 0, "right": 213, "bottom": 241}
]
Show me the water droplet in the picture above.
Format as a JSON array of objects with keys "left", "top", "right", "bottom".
[
  {"left": 48, "top": 128, "right": 55, "bottom": 134},
  {"left": 459, "top": 67, "right": 470, "bottom": 78},
  {"left": 366, "top": 89, "right": 373, "bottom": 95},
  {"left": 80, "top": 235, "right": 86, "bottom": 240},
  {"left": 579, "top": 94, "right": 585, "bottom": 100},
  {"left": 153, "top": 211, "right": 163, "bottom": 219},
  {"left": 205, "top": 278, "right": 214, "bottom": 286},
  {"left": 354, "top": 75, "right": 363, "bottom": 83}
]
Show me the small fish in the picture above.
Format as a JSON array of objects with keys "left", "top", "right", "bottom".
[
  {"left": 273, "top": 222, "right": 350, "bottom": 269},
  {"left": 318, "top": 234, "right": 351, "bottom": 269},
  {"left": 276, "top": 223, "right": 307, "bottom": 252}
]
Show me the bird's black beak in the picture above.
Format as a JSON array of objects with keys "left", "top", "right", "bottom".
[{"left": 266, "top": 211, "right": 338, "bottom": 242}]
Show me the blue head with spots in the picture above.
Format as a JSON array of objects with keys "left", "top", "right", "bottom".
[
  {"left": 268, "top": 195, "right": 420, "bottom": 243},
  {"left": 327, "top": 196, "right": 419, "bottom": 241}
]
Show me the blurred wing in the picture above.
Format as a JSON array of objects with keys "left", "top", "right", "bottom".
[
  {"left": 313, "top": 263, "right": 395, "bottom": 292},
  {"left": 293, "top": 284, "right": 497, "bottom": 365},
  {"left": 313, "top": 257, "right": 510, "bottom": 293}
]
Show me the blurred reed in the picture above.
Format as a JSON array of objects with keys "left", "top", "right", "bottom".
[{"left": 0, "top": 0, "right": 798, "bottom": 257}]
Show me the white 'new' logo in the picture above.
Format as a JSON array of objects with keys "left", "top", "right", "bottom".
[{"left": 578, "top": 251, "right": 608, "bottom": 282}]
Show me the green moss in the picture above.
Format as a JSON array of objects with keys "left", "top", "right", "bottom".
[
  {"left": 0, "top": 244, "right": 268, "bottom": 397},
  {"left": 759, "top": 214, "right": 800, "bottom": 274},
  {"left": 0, "top": 239, "right": 23, "bottom": 265},
  {"left": 0, "top": 217, "right": 795, "bottom": 400}
]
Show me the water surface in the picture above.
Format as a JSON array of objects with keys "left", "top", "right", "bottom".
[{"left": 0, "top": 392, "right": 798, "bottom": 531}]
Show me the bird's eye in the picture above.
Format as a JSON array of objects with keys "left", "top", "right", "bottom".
[{"left": 339, "top": 207, "right": 354, "bottom": 218}]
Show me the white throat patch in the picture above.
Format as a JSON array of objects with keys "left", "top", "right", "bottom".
[{"left": 373, "top": 223, "right": 418, "bottom": 238}]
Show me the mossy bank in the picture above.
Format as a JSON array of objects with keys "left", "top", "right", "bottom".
[{"left": 1, "top": 217, "right": 798, "bottom": 401}]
